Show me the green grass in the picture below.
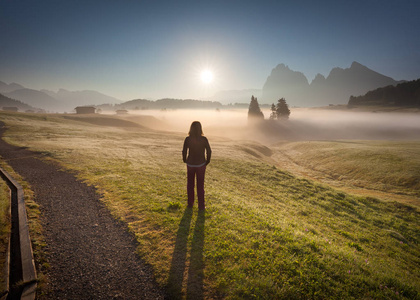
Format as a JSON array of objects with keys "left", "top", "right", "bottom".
[
  {"left": 0, "top": 111, "right": 419, "bottom": 299},
  {"left": 0, "top": 179, "right": 10, "bottom": 295},
  {"left": 272, "top": 140, "right": 420, "bottom": 204}
]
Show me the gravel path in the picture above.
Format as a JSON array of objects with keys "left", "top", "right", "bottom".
[{"left": 0, "top": 123, "right": 165, "bottom": 299}]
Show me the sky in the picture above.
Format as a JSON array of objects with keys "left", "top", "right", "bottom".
[{"left": 1, "top": 0, "right": 419, "bottom": 101}]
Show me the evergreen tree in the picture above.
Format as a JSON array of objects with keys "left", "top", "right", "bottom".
[
  {"left": 248, "top": 95, "right": 264, "bottom": 120},
  {"left": 269, "top": 103, "right": 277, "bottom": 120},
  {"left": 276, "top": 98, "right": 290, "bottom": 120}
]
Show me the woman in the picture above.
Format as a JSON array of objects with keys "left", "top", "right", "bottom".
[{"left": 182, "top": 121, "right": 211, "bottom": 210}]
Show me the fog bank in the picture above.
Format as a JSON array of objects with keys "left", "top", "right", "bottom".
[{"left": 125, "top": 108, "right": 420, "bottom": 142}]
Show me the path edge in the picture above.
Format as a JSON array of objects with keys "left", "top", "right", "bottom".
[{"left": 0, "top": 167, "right": 37, "bottom": 300}]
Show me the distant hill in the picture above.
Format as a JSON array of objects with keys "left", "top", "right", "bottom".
[
  {"left": 0, "top": 81, "right": 122, "bottom": 112},
  {"left": 261, "top": 62, "right": 403, "bottom": 107},
  {"left": 42, "top": 89, "right": 122, "bottom": 111},
  {"left": 4, "top": 88, "right": 60, "bottom": 111},
  {"left": 0, "top": 93, "right": 36, "bottom": 111},
  {"left": 348, "top": 79, "right": 420, "bottom": 107},
  {"left": 0, "top": 81, "right": 25, "bottom": 93},
  {"left": 153, "top": 98, "right": 222, "bottom": 109},
  {"left": 101, "top": 98, "right": 223, "bottom": 111},
  {"left": 208, "top": 89, "right": 262, "bottom": 104}
]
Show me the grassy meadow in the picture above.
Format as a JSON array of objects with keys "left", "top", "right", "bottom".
[
  {"left": 0, "top": 111, "right": 419, "bottom": 299},
  {"left": 271, "top": 141, "right": 420, "bottom": 207},
  {"left": 0, "top": 179, "right": 10, "bottom": 295}
]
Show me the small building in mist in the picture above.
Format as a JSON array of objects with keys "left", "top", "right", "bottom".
[
  {"left": 2, "top": 107, "right": 18, "bottom": 112},
  {"left": 75, "top": 106, "right": 96, "bottom": 114}
]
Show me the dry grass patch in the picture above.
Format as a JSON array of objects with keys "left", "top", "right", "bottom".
[{"left": 0, "top": 179, "right": 10, "bottom": 295}]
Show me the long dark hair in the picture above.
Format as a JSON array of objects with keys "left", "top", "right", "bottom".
[{"left": 188, "top": 121, "right": 203, "bottom": 138}]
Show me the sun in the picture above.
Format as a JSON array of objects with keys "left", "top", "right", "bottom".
[{"left": 200, "top": 69, "right": 214, "bottom": 84}]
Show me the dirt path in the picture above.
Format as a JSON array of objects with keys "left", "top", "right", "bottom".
[{"left": 0, "top": 123, "right": 165, "bottom": 299}]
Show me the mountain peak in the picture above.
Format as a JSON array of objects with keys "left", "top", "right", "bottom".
[
  {"left": 269, "top": 64, "right": 307, "bottom": 80},
  {"left": 350, "top": 61, "right": 367, "bottom": 69},
  {"left": 271, "top": 63, "right": 290, "bottom": 74},
  {"left": 311, "top": 73, "right": 326, "bottom": 86},
  {"left": 275, "top": 63, "right": 288, "bottom": 69},
  {"left": 0, "top": 81, "right": 25, "bottom": 93}
]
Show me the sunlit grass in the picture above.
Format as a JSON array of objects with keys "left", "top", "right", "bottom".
[
  {"left": 0, "top": 179, "right": 10, "bottom": 295},
  {"left": 272, "top": 140, "right": 420, "bottom": 204},
  {"left": 0, "top": 111, "right": 419, "bottom": 299}
]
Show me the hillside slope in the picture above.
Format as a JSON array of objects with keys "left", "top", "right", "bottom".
[
  {"left": 4, "top": 88, "right": 59, "bottom": 111},
  {"left": 348, "top": 79, "right": 420, "bottom": 107},
  {"left": 0, "top": 93, "right": 35, "bottom": 111}
]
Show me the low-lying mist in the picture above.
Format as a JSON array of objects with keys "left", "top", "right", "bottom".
[{"left": 122, "top": 108, "right": 420, "bottom": 143}]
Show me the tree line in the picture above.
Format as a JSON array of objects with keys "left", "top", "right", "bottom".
[
  {"left": 348, "top": 79, "right": 420, "bottom": 107},
  {"left": 248, "top": 95, "right": 290, "bottom": 120}
]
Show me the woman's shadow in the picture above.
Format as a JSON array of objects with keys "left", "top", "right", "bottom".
[{"left": 166, "top": 208, "right": 205, "bottom": 299}]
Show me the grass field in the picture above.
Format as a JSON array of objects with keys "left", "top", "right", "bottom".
[
  {"left": 0, "top": 179, "right": 10, "bottom": 295},
  {"left": 271, "top": 141, "right": 420, "bottom": 208},
  {"left": 0, "top": 111, "right": 419, "bottom": 299}
]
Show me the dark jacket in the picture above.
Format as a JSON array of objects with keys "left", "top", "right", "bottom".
[{"left": 182, "top": 136, "right": 211, "bottom": 166}]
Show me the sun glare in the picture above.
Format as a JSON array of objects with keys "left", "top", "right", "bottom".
[{"left": 200, "top": 69, "right": 214, "bottom": 84}]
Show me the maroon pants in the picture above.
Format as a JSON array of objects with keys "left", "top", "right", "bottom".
[{"left": 187, "top": 164, "right": 206, "bottom": 210}]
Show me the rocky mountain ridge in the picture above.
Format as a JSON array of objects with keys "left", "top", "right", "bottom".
[{"left": 261, "top": 61, "right": 403, "bottom": 106}]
